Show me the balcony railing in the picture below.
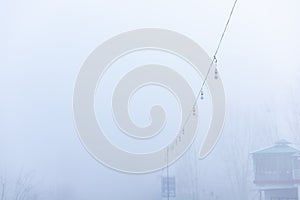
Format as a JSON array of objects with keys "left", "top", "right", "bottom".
[
  {"left": 254, "top": 171, "right": 293, "bottom": 184},
  {"left": 293, "top": 169, "right": 300, "bottom": 180},
  {"left": 254, "top": 170, "right": 300, "bottom": 184}
]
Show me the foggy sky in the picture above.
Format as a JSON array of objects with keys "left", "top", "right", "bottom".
[{"left": 1, "top": 0, "right": 300, "bottom": 199}]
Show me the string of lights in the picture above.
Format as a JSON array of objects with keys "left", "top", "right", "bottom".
[
  {"left": 183, "top": 0, "right": 239, "bottom": 136},
  {"left": 164, "top": 0, "right": 239, "bottom": 198}
]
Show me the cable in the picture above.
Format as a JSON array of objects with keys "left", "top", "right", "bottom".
[
  {"left": 199, "top": 0, "right": 238, "bottom": 102},
  {"left": 183, "top": 0, "right": 239, "bottom": 130},
  {"left": 214, "top": 0, "right": 239, "bottom": 58},
  {"left": 165, "top": 0, "right": 239, "bottom": 197}
]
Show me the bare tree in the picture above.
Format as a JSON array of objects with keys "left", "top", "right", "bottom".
[
  {"left": 287, "top": 81, "right": 300, "bottom": 143},
  {"left": 0, "top": 175, "right": 6, "bottom": 200},
  {"left": 14, "top": 170, "right": 38, "bottom": 200},
  {"left": 223, "top": 110, "right": 253, "bottom": 200},
  {"left": 222, "top": 102, "right": 279, "bottom": 200},
  {"left": 0, "top": 170, "right": 39, "bottom": 200}
]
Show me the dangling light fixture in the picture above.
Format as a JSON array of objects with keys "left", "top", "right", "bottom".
[
  {"left": 213, "top": 57, "right": 218, "bottom": 80},
  {"left": 200, "top": 90, "right": 204, "bottom": 100}
]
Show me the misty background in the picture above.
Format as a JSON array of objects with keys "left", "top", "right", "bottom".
[{"left": 1, "top": 0, "right": 300, "bottom": 199}]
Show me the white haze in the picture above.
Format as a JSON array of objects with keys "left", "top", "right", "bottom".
[{"left": 0, "top": 0, "right": 300, "bottom": 199}]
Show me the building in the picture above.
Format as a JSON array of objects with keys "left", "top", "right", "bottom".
[{"left": 252, "top": 139, "right": 300, "bottom": 200}]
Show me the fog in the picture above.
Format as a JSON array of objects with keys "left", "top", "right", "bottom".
[{"left": 1, "top": 0, "right": 300, "bottom": 199}]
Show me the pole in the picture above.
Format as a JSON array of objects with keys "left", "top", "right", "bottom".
[{"left": 167, "top": 147, "right": 169, "bottom": 200}]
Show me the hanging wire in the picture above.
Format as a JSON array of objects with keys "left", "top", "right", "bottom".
[
  {"left": 196, "top": 0, "right": 238, "bottom": 106},
  {"left": 182, "top": 0, "right": 239, "bottom": 130},
  {"left": 164, "top": 0, "right": 239, "bottom": 196}
]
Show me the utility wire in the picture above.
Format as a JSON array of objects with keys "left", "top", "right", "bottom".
[
  {"left": 214, "top": 0, "right": 239, "bottom": 58},
  {"left": 165, "top": 0, "right": 239, "bottom": 197},
  {"left": 198, "top": 0, "right": 238, "bottom": 103},
  {"left": 183, "top": 0, "right": 239, "bottom": 129}
]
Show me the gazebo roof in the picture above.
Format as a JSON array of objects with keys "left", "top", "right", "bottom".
[{"left": 251, "top": 139, "right": 300, "bottom": 154}]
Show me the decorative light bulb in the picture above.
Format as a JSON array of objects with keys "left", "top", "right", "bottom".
[
  {"left": 213, "top": 59, "right": 218, "bottom": 79},
  {"left": 192, "top": 106, "right": 196, "bottom": 116},
  {"left": 214, "top": 68, "right": 219, "bottom": 79}
]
